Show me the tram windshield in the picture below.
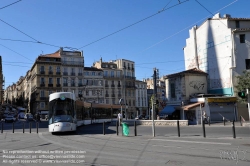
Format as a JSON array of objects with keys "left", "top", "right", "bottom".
[{"left": 48, "top": 98, "right": 75, "bottom": 124}]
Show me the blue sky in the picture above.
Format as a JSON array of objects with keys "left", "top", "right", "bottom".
[{"left": 0, "top": 0, "right": 249, "bottom": 88}]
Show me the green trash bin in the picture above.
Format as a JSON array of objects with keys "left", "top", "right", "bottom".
[{"left": 122, "top": 122, "right": 130, "bottom": 136}]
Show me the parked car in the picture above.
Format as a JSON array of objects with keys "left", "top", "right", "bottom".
[
  {"left": 24, "top": 113, "right": 34, "bottom": 121},
  {"left": 5, "top": 115, "right": 16, "bottom": 123},
  {"left": 135, "top": 115, "right": 145, "bottom": 120},
  {"left": 18, "top": 112, "right": 25, "bottom": 119}
]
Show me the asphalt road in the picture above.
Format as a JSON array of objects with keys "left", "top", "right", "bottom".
[{"left": 0, "top": 121, "right": 250, "bottom": 166}]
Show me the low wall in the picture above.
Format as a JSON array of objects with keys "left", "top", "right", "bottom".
[{"left": 111, "top": 120, "right": 188, "bottom": 126}]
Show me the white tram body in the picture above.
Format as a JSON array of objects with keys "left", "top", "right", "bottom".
[{"left": 48, "top": 92, "right": 77, "bottom": 133}]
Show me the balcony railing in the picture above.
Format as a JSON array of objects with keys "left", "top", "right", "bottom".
[
  {"left": 118, "top": 94, "right": 122, "bottom": 98},
  {"left": 63, "top": 72, "right": 68, "bottom": 76},
  {"left": 40, "top": 97, "right": 47, "bottom": 100},
  {"left": 48, "top": 84, "right": 53, "bottom": 87},
  {"left": 71, "top": 83, "right": 75, "bottom": 87},
  {"left": 63, "top": 83, "right": 68, "bottom": 86},
  {"left": 78, "top": 73, "right": 83, "bottom": 76},
  {"left": 105, "top": 94, "right": 109, "bottom": 97},
  {"left": 105, "top": 84, "right": 109, "bottom": 87},
  {"left": 111, "top": 84, "right": 115, "bottom": 88},
  {"left": 111, "top": 94, "right": 115, "bottom": 97},
  {"left": 48, "top": 71, "right": 53, "bottom": 75},
  {"left": 71, "top": 73, "right": 75, "bottom": 76},
  {"left": 56, "top": 84, "right": 61, "bottom": 87},
  {"left": 40, "top": 83, "right": 45, "bottom": 87},
  {"left": 78, "top": 83, "right": 83, "bottom": 87},
  {"left": 40, "top": 71, "right": 45, "bottom": 74},
  {"left": 118, "top": 84, "right": 121, "bottom": 88},
  {"left": 56, "top": 72, "right": 61, "bottom": 75}
]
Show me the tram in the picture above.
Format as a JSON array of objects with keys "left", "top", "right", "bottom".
[{"left": 48, "top": 92, "right": 77, "bottom": 133}]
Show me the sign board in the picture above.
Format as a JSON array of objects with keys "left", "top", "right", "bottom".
[{"left": 207, "top": 97, "right": 237, "bottom": 103}]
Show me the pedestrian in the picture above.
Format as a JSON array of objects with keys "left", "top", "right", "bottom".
[
  {"left": 202, "top": 111, "right": 208, "bottom": 123},
  {"left": 117, "top": 113, "right": 123, "bottom": 126}
]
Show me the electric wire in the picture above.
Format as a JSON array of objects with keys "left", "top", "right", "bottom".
[
  {"left": 0, "top": 0, "right": 22, "bottom": 10},
  {"left": 77, "top": 0, "right": 189, "bottom": 49},
  {"left": 0, "top": 43, "right": 33, "bottom": 61},
  {"left": 137, "top": 0, "right": 238, "bottom": 53},
  {"left": 0, "top": 18, "right": 40, "bottom": 42}
]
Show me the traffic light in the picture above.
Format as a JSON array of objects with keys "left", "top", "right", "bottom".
[{"left": 238, "top": 91, "right": 246, "bottom": 98}]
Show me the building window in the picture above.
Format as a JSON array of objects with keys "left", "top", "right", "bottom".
[
  {"left": 41, "top": 78, "right": 45, "bottom": 84},
  {"left": 49, "top": 78, "right": 53, "bottom": 84},
  {"left": 117, "top": 71, "right": 120, "bottom": 77},
  {"left": 40, "top": 102, "right": 45, "bottom": 109},
  {"left": 40, "top": 90, "right": 45, "bottom": 97},
  {"left": 104, "top": 71, "right": 108, "bottom": 76},
  {"left": 106, "top": 99, "right": 109, "bottom": 104},
  {"left": 240, "top": 34, "right": 245, "bottom": 43},
  {"left": 170, "top": 83, "right": 176, "bottom": 98},
  {"left": 92, "top": 72, "right": 95, "bottom": 76},
  {"left": 86, "top": 90, "right": 89, "bottom": 96},
  {"left": 111, "top": 71, "right": 114, "bottom": 77},
  {"left": 57, "top": 78, "right": 60, "bottom": 84},
  {"left": 56, "top": 66, "right": 60, "bottom": 72},
  {"left": 236, "top": 21, "right": 240, "bottom": 28},
  {"left": 49, "top": 66, "right": 52, "bottom": 71},
  {"left": 40, "top": 66, "right": 44, "bottom": 71},
  {"left": 245, "top": 59, "right": 250, "bottom": 69}
]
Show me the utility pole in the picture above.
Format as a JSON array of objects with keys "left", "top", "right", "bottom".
[
  {"left": 247, "top": 89, "right": 250, "bottom": 121},
  {"left": 152, "top": 68, "right": 157, "bottom": 137}
]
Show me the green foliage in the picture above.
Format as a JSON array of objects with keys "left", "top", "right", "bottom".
[{"left": 235, "top": 70, "right": 250, "bottom": 103}]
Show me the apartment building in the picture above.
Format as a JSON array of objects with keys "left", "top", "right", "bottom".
[
  {"left": 82, "top": 67, "right": 104, "bottom": 104},
  {"left": 184, "top": 13, "right": 250, "bottom": 120},
  {"left": 135, "top": 80, "right": 148, "bottom": 117},
  {"left": 93, "top": 58, "right": 136, "bottom": 117},
  {"left": 60, "top": 48, "right": 84, "bottom": 97}
]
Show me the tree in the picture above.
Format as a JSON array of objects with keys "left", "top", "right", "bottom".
[
  {"left": 149, "top": 94, "right": 159, "bottom": 115},
  {"left": 235, "top": 70, "right": 250, "bottom": 103}
]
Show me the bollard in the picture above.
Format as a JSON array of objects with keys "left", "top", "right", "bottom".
[
  {"left": 36, "top": 122, "right": 39, "bottom": 134},
  {"left": 103, "top": 122, "right": 105, "bottom": 135},
  {"left": 1, "top": 122, "right": 3, "bottom": 133},
  {"left": 12, "top": 122, "right": 15, "bottom": 133},
  {"left": 223, "top": 117, "right": 225, "bottom": 126},
  {"left": 134, "top": 121, "right": 137, "bottom": 136},
  {"left": 232, "top": 120, "right": 236, "bottom": 138},
  {"left": 116, "top": 121, "right": 119, "bottom": 136},
  {"left": 23, "top": 122, "right": 25, "bottom": 133},
  {"left": 29, "top": 122, "right": 31, "bottom": 133},
  {"left": 177, "top": 120, "right": 180, "bottom": 137},
  {"left": 202, "top": 120, "right": 206, "bottom": 138}
]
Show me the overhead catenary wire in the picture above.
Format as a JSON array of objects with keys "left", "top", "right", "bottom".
[
  {"left": 0, "top": 0, "right": 22, "bottom": 10},
  {"left": 0, "top": 43, "right": 33, "bottom": 62},
  {"left": 77, "top": 0, "right": 189, "bottom": 49},
  {"left": 137, "top": 0, "right": 238, "bottom": 54}
]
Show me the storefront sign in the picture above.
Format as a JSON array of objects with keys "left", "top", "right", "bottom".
[{"left": 207, "top": 97, "right": 237, "bottom": 103}]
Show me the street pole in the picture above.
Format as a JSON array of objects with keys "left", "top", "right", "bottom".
[
  {"left": 247, "top": 89, "right": 250, "bottom": 122},
  {"left": 152, "top": 68, "right": 157, "bottom": 137}
]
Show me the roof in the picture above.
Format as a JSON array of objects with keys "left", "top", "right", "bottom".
[
  {"left": 84, "top": 67, "right": 103, "bottom": 71},
  {"left": 164, "top": 68, "right": 207, "bottom": 79},
  {"left": 182, "top": 102, "right": 204, "bottom": 111},
  {"left": 39, "top": 50, "right": 60, "bottom": 58}
]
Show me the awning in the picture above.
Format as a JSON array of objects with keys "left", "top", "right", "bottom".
[
  {"left": 159, "top": 105, "right": 176, "bottom": 115},
  {"left": 182, "top": 102, "right": 204, "bottom": 111}
]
